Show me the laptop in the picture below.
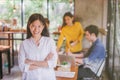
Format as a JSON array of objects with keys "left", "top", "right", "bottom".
[{"left": 58, "top": 54, "right": 76, "bottom": 66}]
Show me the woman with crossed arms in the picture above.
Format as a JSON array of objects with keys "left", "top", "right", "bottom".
[{"left": 18, "top": 13, "right": 58, "bottom": 80}]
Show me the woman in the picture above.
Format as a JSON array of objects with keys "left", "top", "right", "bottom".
[
  {"left": 18, "top": 13, "right": 58, "bottom": 80},
  {"left": 57, "top": 12, "right": 84, "bottom": 53}
]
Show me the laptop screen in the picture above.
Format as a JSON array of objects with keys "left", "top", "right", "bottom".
[{"left": 58, "top": 54, "right": 76, "bottom": 66}]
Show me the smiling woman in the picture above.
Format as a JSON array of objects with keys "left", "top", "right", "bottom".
[
  {"left": 30, "top": 20, "right": 44, "bottom": 35},
  {"left": 26, "top": 13, "right": 49, "bottom": 39},
  {"left": 18, "top": 13, "right": 58, "bottom": 80}
]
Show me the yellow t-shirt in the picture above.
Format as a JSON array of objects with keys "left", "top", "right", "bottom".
[{"left": 57, "top": 22, "right": 84, "bottom": 53}]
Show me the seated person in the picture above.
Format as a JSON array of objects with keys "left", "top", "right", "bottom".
[{"left": 69, "top": 25, "right": 106, "bottom": 80}]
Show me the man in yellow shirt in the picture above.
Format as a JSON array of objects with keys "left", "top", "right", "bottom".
[{"left": 57, "top": 12, "right": 84, "bottom": 53}]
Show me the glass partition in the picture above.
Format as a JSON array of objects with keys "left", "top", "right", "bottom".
[
  {"left": 0, "top": 0, "right": 74, "bottom": 32},
  {"left": 23, "top": 0, "right": 47, "bottom": 27},
  {"left": 48, "top": 0, "right": 74, "bottom": 33},
  {"left": 0, "top": 0, "right": 21, "bottom": 29}
]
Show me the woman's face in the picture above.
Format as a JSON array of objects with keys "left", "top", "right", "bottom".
[
  {"left": 64, "top": 16, "right": 73, "bottom": 26},
  {"left": 29, "top": 20, "right": 44, "bottom": 38}
]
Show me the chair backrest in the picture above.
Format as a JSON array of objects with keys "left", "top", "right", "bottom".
[{"left": 96, "top": 59, "right": 106, "bottom": 77}]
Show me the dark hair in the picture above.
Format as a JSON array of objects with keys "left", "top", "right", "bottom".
[
  {"left": 62, "top": 12, "right": 75, "bottom": 28},
  {"left": 26, "top": 13, "right": 49, "bottom": 39},
  {"left": 45, "top": 18, "right": 50, "bottom": 24},
  {"left": 85, "top": 25, "right": 99, "bottom": 37}
]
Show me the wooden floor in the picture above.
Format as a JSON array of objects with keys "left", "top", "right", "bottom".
[
  {"left": 1, "top": 55, "right": 109, "bottom": 80},
  {"left": 1, "top": 66, "right": 109, "bottom": 80},
  {"left": 2, "top": 66, "right": 22, "bottom": 80}
]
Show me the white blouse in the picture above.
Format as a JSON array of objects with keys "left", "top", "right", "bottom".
[{"left": 18, "top": 36, "right": 58, "bottom": 80}]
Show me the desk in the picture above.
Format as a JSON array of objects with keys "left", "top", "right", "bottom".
[
  {"left": 56, "top": 66, "right": 78, "bottom": 80},
  {"left": 0, "top": 45, "right": 11, "bottom": 79},
  {"left": 52, "top": 31, "right": 60, "bottom": 35},
  {"left": 0, "top": 30, "right": 26, "bottom": 66}
]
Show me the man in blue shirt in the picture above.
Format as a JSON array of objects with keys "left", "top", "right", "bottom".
[{"left": 74, "top": 25, "right": 106, "bottom": 80}]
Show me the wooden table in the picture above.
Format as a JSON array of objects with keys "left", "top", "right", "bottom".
[
  {"left": 52, "top": 31, "right": 60, "bottom": 35},
  {"left": 0, "top": 45, "right": 11, "bottom": 79},
  {"left": 56, "top": 66, "right": 78, "bottom": 80},
  {"left": 0, "top": 30, "right": 26, "bottom": 66}
]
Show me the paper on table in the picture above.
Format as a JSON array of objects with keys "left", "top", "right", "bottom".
[{"left": 55, "top": 71, "right": 75, "bottom": 78}]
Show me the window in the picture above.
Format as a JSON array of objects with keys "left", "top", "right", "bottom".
[
  {"left": 0, "top": 0, "right": 74, "bottom": 54},
  {"left": 23, "top": 0, "right": 47, "bottom": 27},
  {"left": 0, "top": 0, "right": 21, "bottom": 29},
  {"left": 0, "top": 0, "right": 74, "bottom": 32},
  {"left": 48, "top": 0, "right": 74, "bottom": 33}
]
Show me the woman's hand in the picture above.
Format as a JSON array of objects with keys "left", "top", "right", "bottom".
[
  {"left": 29, "top": 65, "right": 39, "bottom": 70},
  {"left": 45, "top": 53, "right": 54, "bottom": 61},
  {"left": 25, "top": 59, "right": 34, "bottom": 64},
  {"left": 25, "top": 55, "right": 52, "bottom": 70},
  {"left": 67, "top": 49, "right": 73, "bottom": 56},
  {"left": 25, "top": 59, "right": 39, "bottom": 65},
  {"left": 70, "top": 40, "right": 78, "bottom": 47},
  {"left": 25, "top": 59, "right": 40, "bottom": 70}
]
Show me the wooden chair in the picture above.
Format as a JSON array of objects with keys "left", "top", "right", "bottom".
[
  {"left": 0, "top": 45, "right": 11, "bottom": 79},
  {"left": 83, "top": 59, "right": 106, "bottom": 80}
]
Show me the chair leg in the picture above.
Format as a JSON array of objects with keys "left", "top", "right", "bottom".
[
  {"left": 83, "top": 77, "right": 95, "bottom": 80},
  {"left": 100, "top": 75, "right": 104, "bottom": 80},
  {"left": 96, "top": 75, "right": 103, "bottom": 80},
  {"left": 82, "top": 74, "right": 104, "bottom": 80}
]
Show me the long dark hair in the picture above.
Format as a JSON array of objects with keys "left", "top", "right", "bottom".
[
  {"left": 26, "top": 13, "right": 49, "bottom": 39},
  {"left": 62, "top": 12, "right": 75, "bottom": 28}
]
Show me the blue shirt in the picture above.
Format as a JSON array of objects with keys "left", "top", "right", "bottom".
[{"left": 83, "top": 39, "right": 106, "bottom": 74}]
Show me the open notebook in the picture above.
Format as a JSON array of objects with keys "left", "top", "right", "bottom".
[
  {"left": 56, "top": 54, "right": 76, "bottom": 78},
  {"left": 55, "top": 71, "right": 75, "bottom": 78}
]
